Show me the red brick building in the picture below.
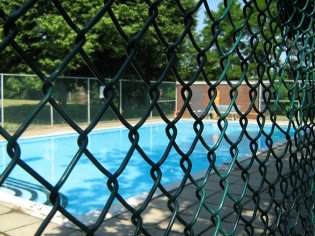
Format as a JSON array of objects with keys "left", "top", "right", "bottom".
[{"left": 176, "top": 81, "right": 261, "bottom": 119}]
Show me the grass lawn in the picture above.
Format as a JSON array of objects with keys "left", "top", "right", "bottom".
[
  {"left": 2, "top": 99, "right": 117, "bottom": 131},
  {"left": 3, "top": 99, "right": 40, "bottom": 107}
]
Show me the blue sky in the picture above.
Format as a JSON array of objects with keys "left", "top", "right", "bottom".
[{"left": 196, "top": 0, "right": 221, "bottom": 31}]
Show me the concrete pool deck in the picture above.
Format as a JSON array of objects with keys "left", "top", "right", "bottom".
[{"left": 0, "top": 141, "right": 302, "bottom": 235}]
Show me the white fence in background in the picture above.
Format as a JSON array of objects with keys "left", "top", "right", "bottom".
[{"left": 0, "top": 73, "right": 176, "bottom": 128}]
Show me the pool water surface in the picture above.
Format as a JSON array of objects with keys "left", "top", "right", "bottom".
[{"left": 0, "top": 121, "right": 290, "bottom": 216}]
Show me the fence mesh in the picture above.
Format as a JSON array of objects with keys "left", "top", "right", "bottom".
[
  {"left": 0, "top": 0, "right": 315, "bottom": 235},
  {"left": 0, "top": 74, "right": 175, "bottom": 129}
]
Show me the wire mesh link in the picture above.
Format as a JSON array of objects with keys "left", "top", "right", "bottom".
[{"left": 0, "top": 0, "right": 314, "bottom": 235}]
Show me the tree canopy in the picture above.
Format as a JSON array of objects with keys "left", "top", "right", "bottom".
[
  {"left": 0, "top": 0, "right": 196, "bottom": 79},
  {"left": 0, "top": 0, "right": 197, "bottom": 104},
  {"left": 0, "top": 0, "right": 287, "bottom": 103},
  {"left": 200, "top": 0, "right": 279, "bottom": 82}
]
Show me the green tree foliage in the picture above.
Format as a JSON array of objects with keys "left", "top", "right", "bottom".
[
  {"left": 200, "top": 0, "right": 279, "bottom": 82},
  {"left": 0, "top": 0, "right": 196, "bottom": 102},
  {"left": 0, "top": 0, "right": 196, "bottom": 76}
]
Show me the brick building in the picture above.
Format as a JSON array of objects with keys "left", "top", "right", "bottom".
[{"left": 176, "top": 81, "right": 262, "bottom": 119}]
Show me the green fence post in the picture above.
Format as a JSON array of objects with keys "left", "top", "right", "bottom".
[{"left": 0, "top": 73, "right": 3, "bottom": 128}]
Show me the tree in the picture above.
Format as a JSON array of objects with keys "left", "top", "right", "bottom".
[
  {"left": 0, "top": 0, "right": 196, "bottom": 75},
  {"left": 0, "top": 0, "right": 196, "bottom": 102},
  {"left": 200, "top": 0, "right": 278, "bottom": 82}
]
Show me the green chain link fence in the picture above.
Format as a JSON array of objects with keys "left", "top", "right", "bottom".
[{"left": 0, "top": 0, "right": 315, "bottom": 235}]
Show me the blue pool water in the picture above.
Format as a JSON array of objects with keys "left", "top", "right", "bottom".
[{"left": 0, "top": 121, "right": 290, "bottom": 216}]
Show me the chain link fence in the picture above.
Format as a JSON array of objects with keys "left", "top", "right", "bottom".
[
  {"left": 0, "top": 0, "right": 315, "bottom": 235},
  {"left": 0, "top": 73, "right": 176, "bottom": 129}
]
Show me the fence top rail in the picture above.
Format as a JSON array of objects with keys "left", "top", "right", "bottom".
[
  {"left": 2, "top": 73, "right": 303, "bottom": 85},
  {"left": 176, "top": 80, "right": 304, "bottom": 85},
  {"left": 0, "top": 73, "right": 176, "bottom": 84}
]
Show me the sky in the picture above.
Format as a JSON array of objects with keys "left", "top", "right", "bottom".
[{"left": 196, "top": 0, "right": 221, "bottom": 32}]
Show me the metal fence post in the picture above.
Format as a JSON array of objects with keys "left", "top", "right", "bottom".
[
  {"left": 120, "top": 80, "right": 123, "bottom": 114},
  {"left": 87, "top": 78, "right": 91, "bottom": 124},
  {"left": 1, "top": 74, "right": 4, "bottom": 127},
  {"left": 175, "top": 82, "right": 178, "bottom": 113},
  {"left": 50, "top": 105, "right": 54, "bottom": 126},
  {"left": 259, "top": 83, "right": 262, "bottom": 112},
  {"left": 150, "top": 97, "right": 153, "bottom": 118}
]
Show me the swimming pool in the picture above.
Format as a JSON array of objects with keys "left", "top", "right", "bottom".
[{"left": 0, "top": 121, "right": 289, "bottom": 216}]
